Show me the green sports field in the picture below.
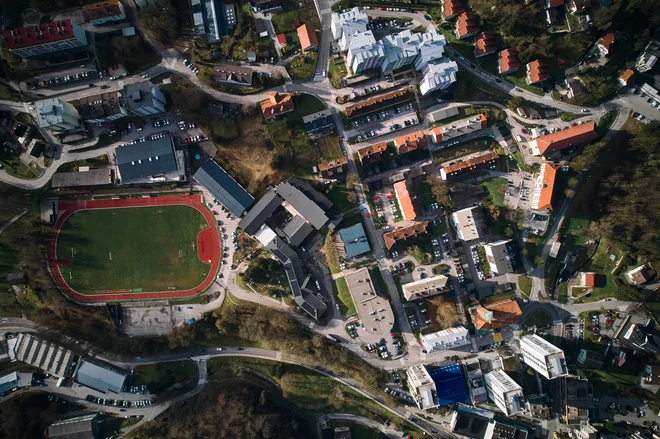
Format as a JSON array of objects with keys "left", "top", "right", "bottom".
[{"left": 56, "top": 206, "right": 211, "bottom": 295}]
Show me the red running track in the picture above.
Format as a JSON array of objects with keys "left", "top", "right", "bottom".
[{"left": 48, "top": 194, "right": 221, "bottom": 302}]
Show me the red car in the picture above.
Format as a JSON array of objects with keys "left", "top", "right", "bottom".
[
  {"left": 212, "top": 210, "right": 218, "bottom": 215},
  {"left": 366, "top": 212, "right": 370, "bottom": 217}
]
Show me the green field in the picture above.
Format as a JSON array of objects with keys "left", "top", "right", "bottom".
[{"left": 56, "top": 206, "right": 211, "bottom": 294}]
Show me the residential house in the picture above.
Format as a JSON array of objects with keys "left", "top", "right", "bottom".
[
  {"left": 596, "top": 32, "right": 615, "bottom": 56},
  {"left": 526, "top": 59, "right": 550, "bottom": 85},
  {"left": 474, "top": 32, "right": 496, "bottom": 58},
  {"left": 469, "top": 298, "right": 522, "bottom": 331},
  {"left": 124, "top": 81, "right": 167, "bottom": 116},
  {"left": 250, "top": 0, "right": 283, "bottom": 12},
  {"left": 618, "top": 68, "right": 634, "bottom": 87},
  {"left": 358, "top": 142, "right": 388, "bottom": 166},
  {"left": 254, "top": 18, "right": 268, "bottom": 38},
  {"left": 421, "top": 327, "right": 471, "bottom": 353},
  {"left": 635, "top": 40, "right": 659, "bottom": 73},
  {"left": 303, "top": 109, "right": 336, "bottom": 138},
  {"left": 531, "top": 162, "right": 559, "bottom": 210},
  {"left": 394, "top": 130, "right": 427, "bottom": 154},
  {"left": 78, "top": 92, "right": 128, "bottom": 124},
  {"left": 297, "top": 23, "right": 318, "bottom": 51},
  {"left": 625, "top": 264, "right": 651, "bottom": 286},
  {"left": 442, "top": 0, "right": 465, "bottom": 20},
  {"left": 402, "top": 275, "right": 450, "bottom": 301},
  {"left": 3, "top": 20, "right": 88, "bottom": 58},
  {"left": 618, "top": 321, "right": 660, "bottom": 354},
  {"left": 9, "top": 122, "right": 30, "bottom": 145},
  {"left": 455, "top": 12, "right": 479, "bottom": 40},
  {"left": 431, "top": 114, "right": 487, "bottom": 143},
  {"left": 451, "top": 206, "right": 484, "bottom": 241},
  {"left": 529, "top": 121, "right": 598, "bottom": 156},
  {"left": 498, "top": 49, "right": 521, "bottom": 75},
  {"left": 383, "top": 221, "right": 429, "bottom": 249},
  {"left": 567, "top": 0, "right": 589, "bottom": 13},
  {"left": 29, "top": 141, "right": 47, "bottom": 158},
  {"left": 484, "top": 239, "right": 519, "bottom": 275},
  {"left": 581, "top": 272, "right": 596, "bottom": 288},
  {"left": 393, "top": 179, "right": 417, "bottom": 221},
  {"left": 440, "top": 151, "right": 498, "bottom": 180},
  {"left": 82, "top": 0, "right": 125, "bottom": 25},
  {"left": 212, "top": 64, "right": 253, "bottom": 86},
  {"left": 260, "top": 92, "right": 294, "bottom": 119},
  {"left": 35, "top": 98, "right": 81, "bottom": 131},
  {"left": 577, "top": 348, "right": 604, "bottom": 369},
  {"left": 316, "top": 157, "right": 348, "bottom": 179},
  {"left": 545, "top": 0, "right": 565, "bottom": 24},
  {"left": 565, "top": 77, "right": 586, "bottom": 99}
]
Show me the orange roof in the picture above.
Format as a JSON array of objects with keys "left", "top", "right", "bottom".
[
  {"left": 393, "top": 180, "right": 416, "bottom": 221},
  {"left": 317, "top": 156, "right": 347, "bottom": 172},
  {"left": 443, "top": 0, "right": 465, "bottom": 18},
  {"left": 547, "top": 0, "right": 564, "bottom": 7},
  {"left": 535, "top": 163, "right": 559, "bottom": 210},
  {"left": 475, "top": 32, "right": 496, "bottom": 56},
  {"left": 471, "top": 298, "right": 522, "bottom": 331},
  {"left": 260, "top": 92, "right": 294, "bottom": 118},
  {"left": 526, "top": 59, "right": 550, "bottom": 84},
  {"left": 358, "top": 142, "right": 388, "bottom": 165},
  {"left": 597, "top": 32, "right": 615, "bottom": 52},
  {"left": 394, "top": 130, "right": 427, "bottom": 154},
  {"left": 498, "top": 49, "right": 520, "bottom": 73},
  {"left": 297, "top": 23, "right": 318, "bottom": 50},
  {"left": 82, "top": 0, "right": 123, "bottom": 21},
  {"left": 534, "top": 121, "right": 598, "bottom": 155},
  {"left": 276, "top": 33, "right": 287, "bottom": 44},
  {"left": 456, "top": 12, "right": 479, "bottom": 38},
  {"left": 442, "top": 151, "right": 498, "bottom": 177},
  {"left": 583, "top": 272, "right": 596, "bottom": 288},
  {"left": 383, "top": 222, "right": 428, "bottom": 249},
  {"left": 345, "top": 88, "right": 409, "bottom": 118},
  {"left": 619, "top": 68, "right": 634, "bottom": 84}
]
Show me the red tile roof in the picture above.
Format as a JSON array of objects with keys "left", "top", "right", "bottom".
[
  {"left": 498, "top": 49, "right": 520, "bottom": 74},
  {"left": 547, "top": 0, "right": 564, "bottom": 7},
  {"left": 393, "top": 180, "right": 416, "bottom": 221},
  {"left": 3, "top": 20, "right": 79, "bottom": 50},
  {"left": 82, "top": 0, "right": 123, "bottom": 22},
  {"left": 475, "top": 32, "right": 496, "bottom": 57},
  {"left": 535, "top": 163, "right": 559, "bottom": 210},
  {"left": 583, "top": 272, "right": 596, "bottom": 288},
  {"left": 455, "top": 12, "right": 479, "bottom": 38},
  {"left": 619, "top": 68, "right": 634, "bottom": 85},
  {"left": 442, "top": 151, "right": 498, "bottom": 178},
  {"left": 276, "top": 33, "right": 287, "bottom": 45},
  {"left": 383, "top": 222, "right": 429, "bottom": 249},
  {"left": 443, "top": 0, "right": 465, "bottom": 18},
  {"left": 358, "top": 142, "right": 388, "bottom": 165},
  {"left": 394, "top": 130, "right": 427, "bottom": 154},
  {"left": 526, "top": 59, "right": 551, "bottom": 84},
  {"left": 260, "top": 92, "right": 294, "bottom": 118},
  {"left": 471, "top": 298, "right": 522, "bottom": 331},
  {"left": 297, "top": 23, "right": 318, "bottom": 50},
  {"left": 534, "top": 121, "right": 598, "bottom": 155},
  {"left": 597, "top": 32, "right": 615, "bottom": 52}
]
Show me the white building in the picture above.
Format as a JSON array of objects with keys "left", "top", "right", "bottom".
[
  {"left": 124, "top": 81, "right": 167, "bottom": 116},
  {"left": 406, "top": 364, "right": 439, "bottom": 410},
  {"left": 421, "top": 326, "right": 471, "bottom": 353},
  {"left": 402, "top": 275, "right": 450, "bottom": 301},
  {"left": 483, "top": 368, "right": 525, "bottom": 416},
  {"left": 35, "top": 98, "right": 81, "bottom": 131},
  {"left": 346, "top": 31, "right": 384, "bottom": 73},
  {"left": 428, "top": 106, "right": 460, "bottom": 123},
  {"left": 7, "top": 333, "right": 75, "bottom": 379},
  {"left": 419, "top": 60, "right": 459, "bottom": 95},
  {"left": 331, "top": 7, "right": 369, "bottom": 52},
  {"left": 451, "top": 206, "right": 484, "bottom": 241},
  {"left": 483, "top": 239, "right": 515, "bottom": 275},
  {"left": 520, "top": 334, "right": 568, "bottom": 380}
]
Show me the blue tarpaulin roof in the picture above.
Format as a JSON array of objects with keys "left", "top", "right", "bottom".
[{"left": 427, "top": 363, "right": 468, "bottom": 406}]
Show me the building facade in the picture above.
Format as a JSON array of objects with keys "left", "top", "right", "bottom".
[
  {"left": 82, "top": 0, "right": 126, "bottom": 25},
  {"left": 124, "top": 81, "right": 166, "bottom": 116},
  {"left": 35, "top": 98, "right": 81, "bottom": 131},
  {"left": 3, "top": 20, "right": 87, "bottom": 58},
  {"left": 483, "top": 369, "right": 525, "bottom": 416},
  {"left": 520, "top": 334, "right": 568, "bottom": 379},
  {"left": 407, "top": 365, "right": 439, "bottom": 410}
]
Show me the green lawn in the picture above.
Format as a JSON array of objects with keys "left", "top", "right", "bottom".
[
  {"left": 0, "top": 156, "right": 39, "bottom": 179},
  {"left": 271, "top": 0, "right": 320, "bottom": 33},
  {"left": 327, "top": 182, "right": 356, "bottom": 212},
  {"left": 328, "top": 57, "right": 348, "bottom": 88},
  {"left": 99, "top": 416, "right": 141, "bottom": 438},
  {"left": 481, "top": 177, "right": 506, "bottom": 207},
  {"left": 506, "top": 69, "right": 544, "bottom": 96},
  {"left": 0, "top": 291, "right": 22, "bottom": 317},
  {"left": 522, "top": 310, "right": 551, "bottom": 328},
  {"left": 287, "top": 52, "right": 318, "bottom": 80},
  {"left": 133, "top": 360, "right": 198, "bottom": 398},
  {"left": 518, "top": 275, "right": 532, "bottom": 299},
  {"left": 333, "top": 276, "right": 356, "bottom": 316},
  {"left": 56, "top": 206, "right": 212, "bottom": 295}
]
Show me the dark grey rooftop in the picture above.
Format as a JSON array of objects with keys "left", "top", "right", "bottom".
[
  {"left": 274, "top": 182, "right": 329, "bottom": 230},
  {"left": 193, "top": 159, "right": 254, "bottom": 216},
  {"left": 238, "top": 190, "right": 283, "bottom": 235},
  {"left": 74, "top": 360, "right": 127, "bottom": 394},
  {"left": 115, "top": 137, "right": 178, "bottom": 182},
  {"left": 282, "top": 215, "right": 314, "bottom": 247},
  {"left": 46, "top": 414, "right": 98, "bottom": 439}
]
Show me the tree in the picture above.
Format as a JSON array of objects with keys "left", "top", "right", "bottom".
[
  {"left": 427, "top": 175, "right": 451, "bottom": 206},
  {"left": 167, "top": 323, "right": 195, "bottom": 349},
  {"left": 504, "top": 226, "right": 513, "bottom": 237},
  {"left": 507, "top": 96, "right": 525, "bottom": 110},
  {"left": 139, "top": 0, "right": 179, "bottom": 44},
  {"left": 568, "top": 177, "right": 579, "bottom": 188},
  {"left": 345, "top": 174, "right": 358, "bottom": 190},
  {"left": 347, "top": 191, "right": 358, "bottom": 204},
  {"left": 615, "top": 284, "right": 644, "bottom": 302},
  {"left": 534, "top": 255, "right": 545, "bottom": 267},
  {"left": 564, "top": 188, "right": 576, "bottom": 198},
  {"left": 521, "top": 247, "right": 529, "bottom": 255}
]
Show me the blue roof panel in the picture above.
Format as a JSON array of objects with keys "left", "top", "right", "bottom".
[
  {"left": 193, "top": 160, "right": 254, "bottom": 216},
  {"left": 428, "top": 363, "right": 468, "bottom": 406}
]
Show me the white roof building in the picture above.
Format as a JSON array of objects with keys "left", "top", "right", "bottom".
[
  {"left": 483, "top": 239, "right": 515, "bottom": 275},
  {"left": 421, "top": 326, "right": 471, "bottom": 353},
  {"left": 428, "top": 106, "right": 460, "bottom": 123},
  {"left": 331, "top": 7, "right": 368, "bottom": 41},
  {"left": 420, "top": 61, "right": 459, "bottom": 96},
  {"left": 483, "top": 368, "right": 525, "bottom": 416},
  {"left": 7, "top": 333, "right": 74, "bottom": 378},
  {"left": 35, "top": 98, "right": 81, "bottom": 131},
  {"left": 402, "top": 275, "right": 450, "bottom": 301},
  {"left": 406, "top": 364, "right": 439, "bottom": 410},
  {"left": 451, "top": 206, "right": 484, "bottom": 241},
  {"left": 346, "top": 31, "right": 385, "bottom": 74},
  {"left": 520, "top": 334, "right": 568, "bottom": 380}
]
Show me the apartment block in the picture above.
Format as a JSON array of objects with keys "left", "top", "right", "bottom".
[
  {"left": 4, "top": 20, "right": 87, "bottom": 58},
  {"left": 407, "top": 364, "right": 439, "bottom": 410},
  {"left": 346, "top": 31, "right": 384, "bottom": 73},
  {"left": 124, "top": 81, "right": 166, "bottom": 116},
  {"left": 531, "top": 162, "right": 559, "bottom": 210},
  {"left": 82, "top": 0, "right": 126, "bottom": 25},
  {"left": 483, "top": 239, "right": 518, "bottom": 275},
  {"left": 520, "top": 334, "right": 568, "bottom": 380},
  {"left": 35, "top": 98, "right": 81, "bottom": 131},
  {"left": 430, "top": 114, "right": 487, "bottom": 143},
  {"left": 484, "top": 369, "right": 525, "bottom": 416},
  {"left": 331, "top": 7, "right": 369, "bottom": 51},
  {"left": 451, "top": 206, "right": 484, "bottom": 241}
]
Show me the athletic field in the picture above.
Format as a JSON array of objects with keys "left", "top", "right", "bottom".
[{"left": 56, "top": 205, "right": 212, "bottom": 295}]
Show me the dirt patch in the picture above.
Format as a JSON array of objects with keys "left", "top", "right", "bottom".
[
  {"left": 214, "top": 115, "right": 289, "bottom": 198},
  {"left": 423, "top": 295, "right": 462, "bottom": 334}
]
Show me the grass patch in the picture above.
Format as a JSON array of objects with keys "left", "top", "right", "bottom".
[
  {"left": 328, "top": 57, "right": 348, "bottom": 88},
  {"left": 0, "top": 84, "right": 22, "bottom": 101},
  {"left": 0, "top": 156, "right": 40, "bottom": 179},
  {"left": 597, "top": 110, "right": 617, "bottom": 136},
  {"left": 450, "top": 70, "right": 510, "bottom": 105},
  {"left": 481, "top": 177, "right": 506, "bottom": 207},
  {"left": 56, "top": 205, "right": 212, "bottom": 295},
  {"left": 271, "top": 0, "right": 321, "bottom": 33},
  {"left": 432, "top": 136, "right": 497, "bottom": 163},
  {"left": 327, "top": 182, "right": 356, "bottom": 213},
  {"left": 507, "top": 69, "right": 544, "bottom": 96},
  {"left": 100, "top": 416, "right": 141, "bottom": 438},
  {"left": 522, "top": 310, "right": 551, "bottom": 328},
  {"left": 133, "top": 360, "right": 198, "bottom": 399},
  {"left": 482, "top": 290, "right": 515, "bottom": 305},
  {"left": 323, "top": 230, "right": 342, "bottom": 274},
  {"left": 0, "top": 291, "right": 22, "bottom": 317},
  {"left": 287, "top": 52, "right": 318, "bottom": 80},
  {"left": 518, "top": 275, "right": 532, "bottom": 299},
  {"left": 333, "top": 276, "right": 356, "bottom": 316}
]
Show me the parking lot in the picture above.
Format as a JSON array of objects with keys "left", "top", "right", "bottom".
[{"left": 346, "top": 103, "right": 418, "bottom": 141}]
